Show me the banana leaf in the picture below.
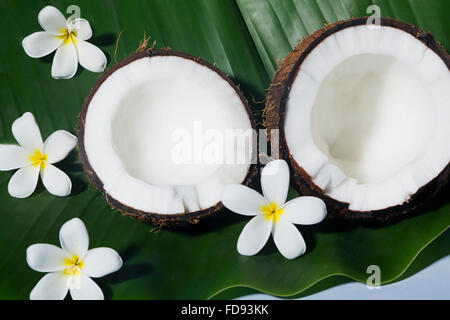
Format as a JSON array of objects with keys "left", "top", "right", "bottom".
[{"left": 0, "top": 0, "right": 448, "bottom": 299}]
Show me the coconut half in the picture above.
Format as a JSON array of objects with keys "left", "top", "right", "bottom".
[
  {"left": 266, "top": 18, "right": 449, "bottom": 222},
  {"left": 78, "top": 49, "right": 256, "bottom": 226}
]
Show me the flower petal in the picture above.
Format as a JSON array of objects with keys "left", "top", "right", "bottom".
[
  {"left": 69, "top": 18, "right": 92, "bottom": 40},
  {"left": 261, "top": 159, "right": 290, "bottom": 206},
  {"left": 43, "top": 130, "right": 77, "bottom": 164},
  {"left": 51, "top": 42, "right": 78, "bottom": 79},
  {"left": 11, "top": 112, "right": 43, "bottom": 151},
  {"left": 59, "top": 218, "right": 89, "bottom": 258},
  {"left": 26, "top": 244, "right": 67, "bottom": 272},
  {"left": 30, "top": 272, "right": 69, "bottom": 300},
  {"left": 82, "top": 248, "right": 123, "bottom": 278},
  {"left": 8, "top": 165, "right": 40, "bottom": 198},
  {"left": 69, "top": 273, "right": 104, "bottom": 300},
  {"left": 222, "top": 184, "right": 268, "bottom": 216},
  {"left": 272, "top": 219, "right": 306, "bottom": 260},
  {"left": 41, "top": 164, "right": 72, "bottom": 197},
  {"left": 22, "top": 32, "right": 63, "bottom": 58},
  {"left": 283, "top": 197, "right": 327, "bottom": 225},
  {"left": 0, "top": 145, "right": 30, "bottom": 170},
  {"left": 38, "top": 6, "right": 67, "bottom": 35},
  {"left": 76, "top": 39, "right": 107, "bottom": 73},
  {"left": 237, "top": 215, "right": 272, "bottom": 256}
]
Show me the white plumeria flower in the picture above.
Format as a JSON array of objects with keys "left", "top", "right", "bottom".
[
  {"left": 222, "top": 160, "right": 327, "bottom": 260},
  {"left": 27, "top": 218, "right": 123, "bottom": 300},
  {"left": 22, "top": 5, "right": 107, "bottom": 79},
  {"left": 0, "top": 112, "right": 77, "bottom": 198}
]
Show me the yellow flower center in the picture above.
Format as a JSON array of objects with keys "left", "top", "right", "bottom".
[
  {"left": 59, "top": 28, "right": 77, "bottom": 45},
  {"left": 29, "top": 150, "right": 48, "bottom": 169},
  {"left": 64, "top": 255, "right": 84, "bottom": 276},
  {"left": 262, "top": 202, "right": 284, "bottom": 223}
]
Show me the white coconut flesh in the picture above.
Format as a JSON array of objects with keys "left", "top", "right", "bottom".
[
  {"left": 284, "top": 25, "right": 450, "bottom": 211},
  {"left": 83, "top": 55, "right": 253, "bottom": 214}
]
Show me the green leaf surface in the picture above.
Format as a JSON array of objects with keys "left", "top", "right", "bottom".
[
  {"left": 237, "top": 0, "right": 450, "bottom": 77},
  {"left": 0, "top": 0, "right": 448, "bottom": 299}
]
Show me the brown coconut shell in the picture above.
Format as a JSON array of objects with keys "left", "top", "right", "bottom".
[
  {"left": 265, "top": 17, "right": 450, "bottom": 223},
  {"left": 77, "top": 48, "right": 258, "bottom": 227}
]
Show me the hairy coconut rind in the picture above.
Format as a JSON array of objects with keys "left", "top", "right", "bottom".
[
  {"left": 265, "top": 17, "right": 450, "bottom": 223},
  {"left": 78, "top": 49, "right": 258, "bottom": 227}
]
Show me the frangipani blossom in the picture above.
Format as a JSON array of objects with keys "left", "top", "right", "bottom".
[
  {"left": 27, "top": 218, "right": 123, "bottom": 300},
  {"left": 222, "top": 160, "right": 327, "bottom": 260},
  {"left": 22, "top": 5, "right": 107, "bottom": 79},
  {"left": 0, "top": 112, "right": 77, "bottom": 198}
]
